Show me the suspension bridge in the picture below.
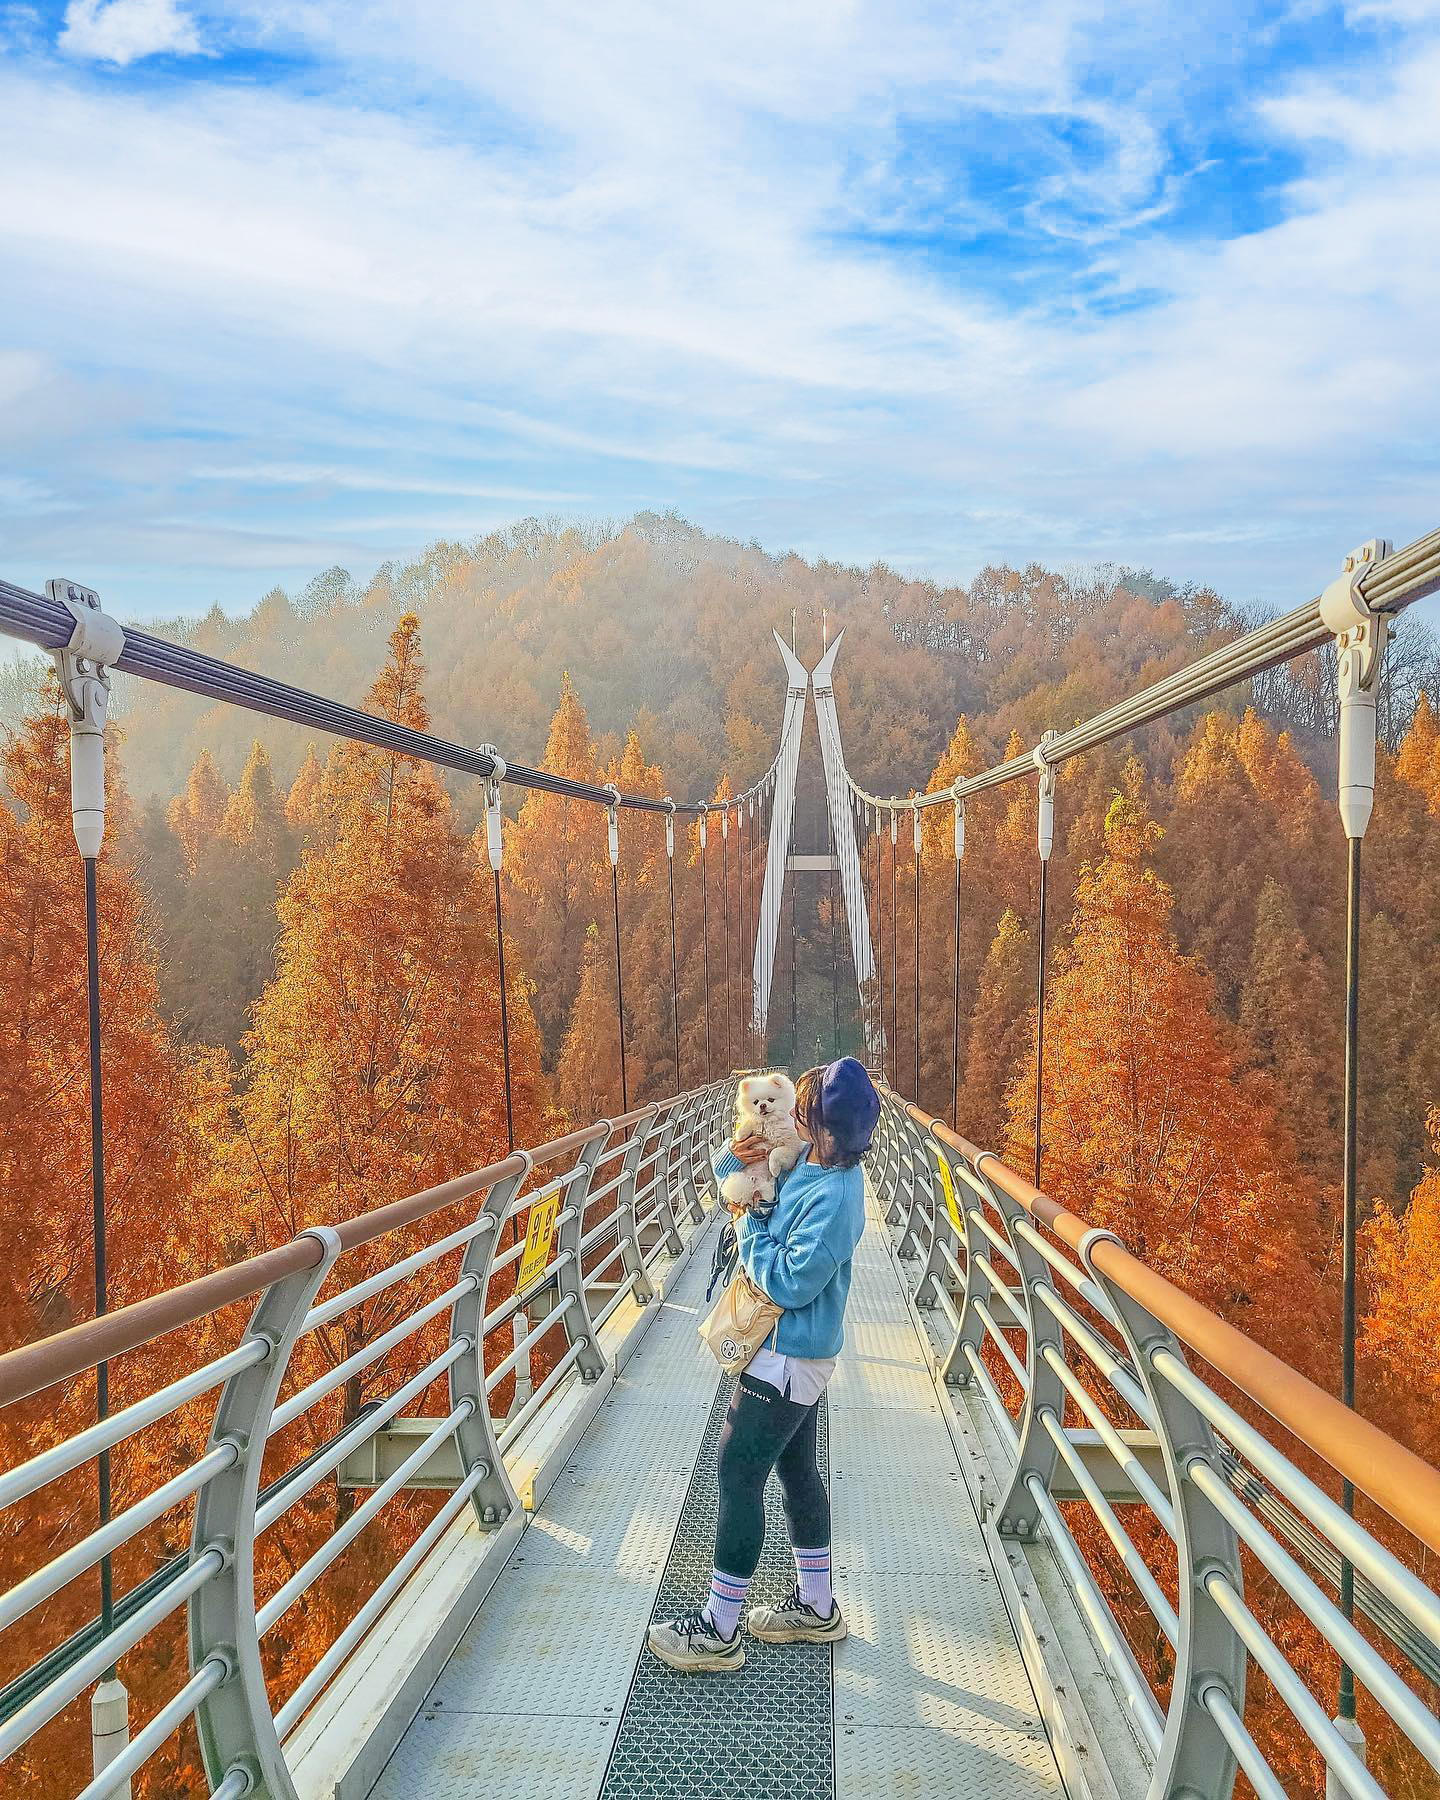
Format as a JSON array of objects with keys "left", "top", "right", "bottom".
[{"left": 1, "top": 528, "right": 1439, "bottom": 1800}]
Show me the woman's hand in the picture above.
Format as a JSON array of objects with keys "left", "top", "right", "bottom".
[{"left": 732, "top": 1135, "right": 770, "bottom": 1166}]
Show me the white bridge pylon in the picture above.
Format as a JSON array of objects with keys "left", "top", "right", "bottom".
[{"left": 749, "top": 628, "right": 881, "bottom": 1059}]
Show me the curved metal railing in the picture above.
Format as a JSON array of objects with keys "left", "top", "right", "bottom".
[
  {"left": 869, "top": 1085, "right": 1440, "bottom": 1800},
  {"left": 0, "top": 1081, "right": 731, "bottom": 1798}
]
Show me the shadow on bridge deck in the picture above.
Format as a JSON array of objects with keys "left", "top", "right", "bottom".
[{"left": 368, "top": 1186, "right": 1063, "bottom": 1799}]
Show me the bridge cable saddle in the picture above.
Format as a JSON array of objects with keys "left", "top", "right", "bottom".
[
  {"left": 1033, "top": 730, "right": 1060, "bottom": 864},
  {"left": 479, "top": 743, "right": 506, "bottom": 871},
  {"left": 1318, "top": 539, "right": 1392, "bottom": 842},
  {"left": 603, "top": 784, "right": 621, "bottom": 866},
  {"left": 46, "top": 580, "right": 124, "bottom": 860}
]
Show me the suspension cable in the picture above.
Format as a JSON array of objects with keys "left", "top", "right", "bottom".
[
  {"left": 664, "top": 801, "right": 681, "bottom": 1090},
  {"left": 606, "top": 791, "right": 629, "bottom": 1113},
  {"left": 912, "top": 804, "right": 921, "bottom": 1105},
  {"left": 826, "top": 522, "right": 1440, "bottom": 817},
  {"left": 951, "top": 797, "right": 964, "bottom": 1132},
  {"left": 882, "top": 813, "right": 892, "bottom": 1080},
  {"left": 83, "top": 855, "right": 114, "bottom": 1674},
  {"left": 700, "top": 816, "right": 713, "bottom": 1082}
]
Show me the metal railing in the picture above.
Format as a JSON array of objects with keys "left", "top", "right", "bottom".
[
  {"left": 870, "top": 1086, "right": 1440, "bottom": 1800},
  {"left": 0, "top": 1080, "right": 731, "bottom": 1798}
]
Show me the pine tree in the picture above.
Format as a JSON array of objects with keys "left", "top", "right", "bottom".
[
  {"left": 238, "top": 614, "right": 550, "bottom": 1435},
  {"left": 1238, "top": 877, "right": 1337, "bottom": 1173},
  {"left": 962, "top": 909, "right": 1034, "bottom": 1151},
  {"left": 1015, "top": 792, "right": 1320, "bottom": 1330},
  {"left": 1395, "top": 689, "right": 1440, "bottom": 810},
  {"left": 166, "top": 747, "right": 229, "bottom": 873},
  {"left": 504, "top": 673, "right": 608, "bottom": 1064},
  {"left": 286, "top": 741, "right": 328, "bottom": 836},
  {"left": 1363, "top": 1107, "right": 1440, "bottom": 1467},
  {"left": 0, "top": 679, "right": 227, "bottom": 1795},
  {"left": 160, "top": 742, "right": 298, "bottom": 1051}
]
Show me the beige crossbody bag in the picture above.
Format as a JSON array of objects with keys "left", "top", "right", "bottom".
[{"left": 699, "top": 1269, "right": 782, "bottom": 1375}]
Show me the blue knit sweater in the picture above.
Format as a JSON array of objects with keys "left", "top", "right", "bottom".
[{"left": 724, "top": 1148, "right": 866, "bottom": 1358}]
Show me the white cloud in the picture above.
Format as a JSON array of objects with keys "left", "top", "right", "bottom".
[
  {"left": 0, "top": 0, "right": 1437, "bottom": 618},
  {"left": 59, "top": 0, "right": 201, "bottom": 65}
]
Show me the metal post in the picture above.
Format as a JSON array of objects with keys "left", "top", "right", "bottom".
[
  {"left": 190, "top": 1228, "right": 344, "bottom": 1800},
  {"left": 644, "top": 1099, "right": 686, "bottom": 1258},
  {"left": 1090, "top": 1234, "right": 1247, "bottom": 1800},
  {"left": 789, "top": 801, "right": 798, "bottom": 1064},
  {"left": 1033, "top": 734, "right": 1058, "bottom": 1188},
  {"left": 605, "top": 788, "right": 628, "bottom": 1113},
  {"left": 872, "top": 809, "right": 883, "bottom": 1070},
  {"left": 616, "top": 1106, "right": 661, "bottom": 1305},
  {"left": 829, "top": 794, "right": 839, "bottom": 1056},
  {"left": 664, "top": 799, "right": 681, "bottom": 1089},
  {"left": 882, "top": 813, "right": 892, "bottom": 1087},
  {"left": 721, "top": 808, "right": 731, "bottom": 1070},
  {"left": 1319, "top": 536, "right": 1391, "bottom": 1761},
  {"left": 450, "top": 1161, "right": 527, "bottom": 1525},
  {"left": 480, "top": 749, "right": 514, "bottom": 1158},
  {"left": 699, "top": 814, "right": 713, "bottom": 1083},
  {"left": 553, "top": 1135, "right": 610, "bottom": 1382},
  {"left": 912, "top": 802, "right": 921, "bottom": 1105},
  {"left": 951, "top": 792, "right": 964, "bottom": 1133},
  {"left": 84, "top": 858, "right": 113, "bottom": 1654}
]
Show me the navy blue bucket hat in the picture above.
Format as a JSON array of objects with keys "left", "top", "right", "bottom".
[{"left": 816, "top": 1057, "right": 880, "bottom": 1156}]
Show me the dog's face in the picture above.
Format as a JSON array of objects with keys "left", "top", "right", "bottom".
[{"left": 738, "top": 1072, "right": 796, "bottom": 1122}]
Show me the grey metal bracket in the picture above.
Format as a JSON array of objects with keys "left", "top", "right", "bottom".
[
  {"left": 941, "top": 1177, "right": 999, "bottom": 1390},
  {"left": 189, "top": 1225, "right": 343, "bottom": 1800},
  {"left": 644, "top": 1101, "right": 686, "bottom": 1259},
  {"left": 616, "top": 1105, "right": 660, "bottom": 1304},
  {"left": 1091, "top": 1246, "right": 1246, "bottom": 1800},
  {"left": 986, "top": 1161, "right": 1066, "bottom": 1542},
  {"left": 912, "top": 1131, "right": 962, "bottom": 1314},
  {"left": 449, "top": 1162, "right": 529, "bottom": 1530},
  {"left": 897, "top": 1114, "right": 942, "bottom": 1260},
  {"left": 554, "top": 1135, "right": 609, "bottom": 1385}
]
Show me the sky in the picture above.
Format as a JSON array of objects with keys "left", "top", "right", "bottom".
[{"left": 1, "top": 0, "right": 1438, "bottom": 627}]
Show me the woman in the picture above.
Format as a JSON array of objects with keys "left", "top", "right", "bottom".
[{"left": 647, "top": 1056, "right": 880, "bottom": 1673}]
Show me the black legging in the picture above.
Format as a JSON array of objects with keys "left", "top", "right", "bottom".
[{"left": 714, "top": 1371, "right": 830, "bottom": 1577}]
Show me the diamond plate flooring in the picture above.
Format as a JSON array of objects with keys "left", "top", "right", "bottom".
[{"left": 367, "top": 1181, "right": 1065, "bottom": 1800}]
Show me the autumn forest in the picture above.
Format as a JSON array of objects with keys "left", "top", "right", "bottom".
[{"left": 4, "top": 512, "right": 1440, "bottom": 1794}]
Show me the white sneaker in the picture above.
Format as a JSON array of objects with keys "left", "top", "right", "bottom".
[
  {"left": 647, "top": 1606, "right": 747, "bottom": 1673},
  {"left": 747, "top": 1586, "right": 847, "bottom": 1644}
]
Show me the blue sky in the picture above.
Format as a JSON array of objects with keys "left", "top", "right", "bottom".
[{"left": 1, "top": 0, "right": 1438, "bottom": 626}]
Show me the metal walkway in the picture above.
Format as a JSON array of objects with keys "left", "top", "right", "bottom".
[{"left": 370, "top": 1185, "right": 1064, "bottom": 1799}]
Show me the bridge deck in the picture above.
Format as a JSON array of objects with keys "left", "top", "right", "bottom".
[{"left": 369, "top": 1186, "right": 1064, "bottom": 1799}]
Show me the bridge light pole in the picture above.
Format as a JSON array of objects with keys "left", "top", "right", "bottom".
[
  {"left": 1032, "top": 732, "right": 1058, "bottom": 1189},
  {"left": 1320, "top": 537, "right": 1391, "bottom": 1784}
]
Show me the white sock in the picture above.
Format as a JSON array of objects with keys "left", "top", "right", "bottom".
[
  {"left": 794, "top": 1545, "right": 832, "bottom": 1615},
  {"left": 703, "top": 1568, "right": 750, "bottom": 1640}
]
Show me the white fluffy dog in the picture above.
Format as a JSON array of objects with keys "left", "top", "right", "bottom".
[{"left": 720, "top": 1072, "right": 807, "bottom": 1218}]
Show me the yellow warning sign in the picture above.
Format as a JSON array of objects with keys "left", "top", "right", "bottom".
[
  {"left": 516, "top": 1189, "right": 561, "bottom": 1297},
  {"left": 932, "top": 1145, "right": 963, "bottom": 1235}
]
